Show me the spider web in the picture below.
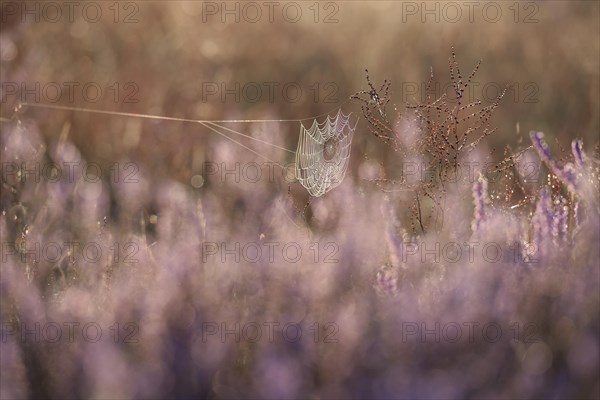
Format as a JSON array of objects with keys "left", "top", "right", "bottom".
[
  {"left": 295, "top": 109, "right": 357, "bottom": 197},
  {"left": 13, "top": 102, "right": 358, "bottom": 197}
]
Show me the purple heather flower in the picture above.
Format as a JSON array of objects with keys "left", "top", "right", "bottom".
[
  {"left": 530, "top": 131, "right": 557, "bottom": 169},
  {"left": 530, "top": 131, "right": 579, "bottom": 194},
  {"left": 571, "top": 140, "right": 585, "bottom": 168},
  {"left": 374, "top": 264, "right": 399, "bottom": 297}
]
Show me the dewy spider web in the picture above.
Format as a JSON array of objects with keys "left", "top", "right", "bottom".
[
  {"left": 11, "top": 102, "right": 357, "bottom": 197},
  {"left": 295, "top": 109, "right": 357, "bottom": 197}
]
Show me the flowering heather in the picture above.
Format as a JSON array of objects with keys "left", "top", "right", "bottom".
[
  {"left": 572, "top": 140, "right": 585, "bottom": 168},
  {"left": 531, "top": 131, "right": 580, "bottom": 196},
  {"left": 1, "top": 125, "right": 599, "bottom": 398},
  {"left": 2, "top": 89, "right": 597, "bottom": 400},
  {"left": 373, "top": 264, "right": 399, "bottom": 297}
]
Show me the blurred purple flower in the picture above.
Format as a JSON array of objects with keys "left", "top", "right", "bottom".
[
  {"left": 374, "top": 264, "right": 399, "bottom": 297},
  {"left": 571, "top": 139, "right": 585, "bottom": 168},
  {"left": 530, "top": 131, "right": 578, "bottom": 194}
]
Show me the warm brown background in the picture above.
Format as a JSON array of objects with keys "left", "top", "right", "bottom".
[{"left": 1, "top": 1, "right": 598, "bottom": 185}]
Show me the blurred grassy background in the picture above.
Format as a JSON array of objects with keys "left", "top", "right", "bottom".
[
  {"left": 1, "top": 0, "right": 598, "bottom": 189},
  {"left": 1, "top": 3, "right": 599, "bottom": 398}
]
